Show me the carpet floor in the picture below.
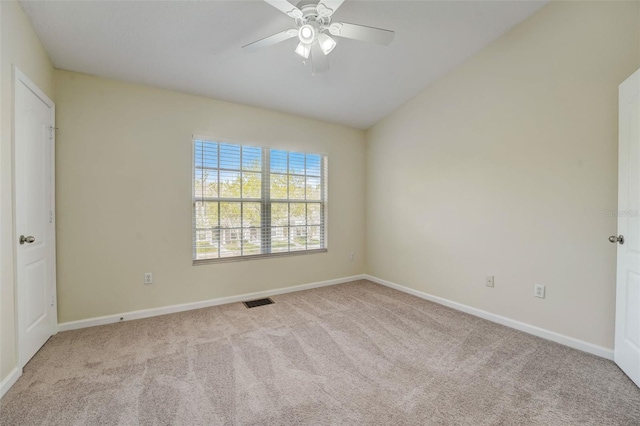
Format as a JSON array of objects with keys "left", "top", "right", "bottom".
[{"left": 1, "top": 280, "right": 639, "bottom": 425}]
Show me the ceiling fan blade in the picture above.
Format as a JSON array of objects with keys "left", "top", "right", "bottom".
[
  {"left": 264, "top": 0, "right": 303, "bottom": 19},
  {"left": 243, "top": 29, "right": 298, "bottom": 52},
  {"left": 316, "top": 0, "right": 345, "bottom": 17},
  {"left": 329, "top": 22, "right": 395, "bottom": 46},
  {"left": 311, "top": 43, "right": 329, "bottom": 74}
]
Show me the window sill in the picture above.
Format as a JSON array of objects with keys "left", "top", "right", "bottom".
[{"left": 192, "top": 248, "right": 328, "bottom": 265}]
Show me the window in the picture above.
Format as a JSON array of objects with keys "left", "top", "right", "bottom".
[{"left": 193, "top": 138, "right": 327, "bottom": 262}]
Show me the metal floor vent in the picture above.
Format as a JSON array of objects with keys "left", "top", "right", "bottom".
[{"left": 243, "top": 298, "right": 274, "bottom": 309}]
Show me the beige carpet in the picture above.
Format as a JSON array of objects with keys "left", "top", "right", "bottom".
[{"left": 1, "top": 280, "right": 639, "bottom": 425}]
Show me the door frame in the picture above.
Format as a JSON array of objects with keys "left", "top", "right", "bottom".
[{"left": 13, "top": 67, "right": 57, "bottom": 368}]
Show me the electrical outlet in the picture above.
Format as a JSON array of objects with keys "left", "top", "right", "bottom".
[
  {"left": 485, "top": 276, "right": 494, "bottom": 288},
  {"left": 349, "top": 252, "right": 355, "bottom": 261},
  {"left": 534, "top": 284, "right": 545, "bottom": 299},
  {"left": 144, "top": 273, "right": 153, "bottom": 285}
]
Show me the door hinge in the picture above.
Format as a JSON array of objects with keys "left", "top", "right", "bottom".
[
  {"left": 49, "top": 126, "right": 58, "bottom": 140},
  {"left": 49, "top": 210, "right": 53, "bottom": 223},
  {"left": 51, "top": 294, "right": 55, "bottom": 307}
]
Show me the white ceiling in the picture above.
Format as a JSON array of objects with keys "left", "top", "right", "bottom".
[{"left": 20, "top": 0, "right": 547, "bottom": 129}]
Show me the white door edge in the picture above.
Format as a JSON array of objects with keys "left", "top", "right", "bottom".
[
  {"left": 614, "top": 67, "right": 640, "bottom": 387},
  {"left": 14, "top": 68, "right": 54, "bottom": 109},
  {"left": 13, "top": 67, "right": 58, "bottom": 369}
]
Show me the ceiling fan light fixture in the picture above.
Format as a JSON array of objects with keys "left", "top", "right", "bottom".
[
  {"left": 295, "top": 42, "right": 311, "bottom": 58},
  {"left": 318, "top": 33, "right": 337, "bottom": 55},
  {"left": 298, "top": 24, "right": 316, "bottom": 44}
]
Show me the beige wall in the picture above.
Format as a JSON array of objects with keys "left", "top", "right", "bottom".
[
  {"left": 0, "top": 1, "right": 55, "bottom": 382},
  {"left": 54, "top": 70, "right": 366, "bottom": 323},
  {"left": 366, "top": 1, "right": 640, "bottom": 350}
]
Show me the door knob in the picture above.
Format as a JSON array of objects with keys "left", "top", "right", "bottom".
[
  {"left": 19, "top": 235, "right": 35, "bottom": 245},
  {"left": 609, "top": 235, "right": 625, "bottom": 245}
]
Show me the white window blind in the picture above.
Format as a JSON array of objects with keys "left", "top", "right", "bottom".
[{"left": 193, "top": 138, "right": 327, "bottom": 262}]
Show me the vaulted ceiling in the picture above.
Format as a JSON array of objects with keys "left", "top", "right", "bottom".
[{"left": 20, "top": 0, "right": 547, "bottom": 129}]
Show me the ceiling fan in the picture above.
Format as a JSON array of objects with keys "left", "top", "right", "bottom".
[{"left": 242, "top": 0, "right": 395, "bottom": 73}]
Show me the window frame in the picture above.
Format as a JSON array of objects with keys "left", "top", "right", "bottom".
[{"left": 192, "top": 136, "right": 328, "bottom": 265}]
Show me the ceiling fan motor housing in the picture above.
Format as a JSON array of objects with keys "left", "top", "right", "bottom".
[{"left": 296, "top": 2, "right": 332, "bottom": 30}]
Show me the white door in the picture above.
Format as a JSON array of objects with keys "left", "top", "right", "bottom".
[
  {"left": 15, "top": 69, "right": 57, "bottom": 367},
  {"left": 614, "top": 68, "right": 640, "bottom": 387}
]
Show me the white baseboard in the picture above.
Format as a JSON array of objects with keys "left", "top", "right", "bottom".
[
  {"left": 57, "top": 272, "right": 613, "bottom": 360},
  {"left": 58, "top": 274, "right": 366, "bottom": 332},
  {"left": 364, "top": 274, "right": 614, "bottom": 360},
  {"left": 0, "top": 367, "right": 22, "bottom": 399}
]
